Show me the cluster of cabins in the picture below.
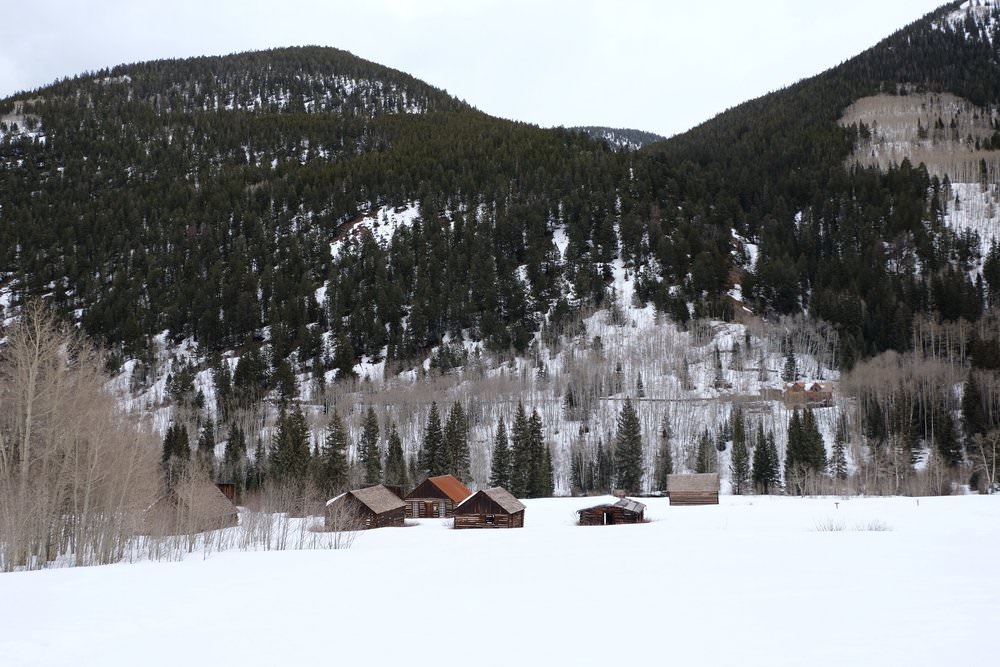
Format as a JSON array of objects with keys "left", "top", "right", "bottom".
[{"left": 324, "top": 472, "right": 721, "bottom": 531}]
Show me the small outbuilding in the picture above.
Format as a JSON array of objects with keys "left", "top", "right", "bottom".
[
  {"left": 667, "top": 473, "right": 720, "bottom": 506},
  {"left": 577, "top": 498, "right": 646, "bottom": 525},
  {"left": 404, "top": 474, "right": 472, "bottom": 518},
  {"left": 325, "top": 484, "right": 406, "bottom": 530},
  {"left": 145, "top": 482, "right": 239, "bottom": 535},
  {"left": 453, "top": 487, "right": 525, "bottom": 529}
]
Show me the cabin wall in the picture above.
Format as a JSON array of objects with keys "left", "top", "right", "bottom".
[
  {"left": 577, "top": 506, "right": 643, "bottom": 525},
  {"left": 454, "top": 511, "right": 524, "bottom": 529},
  {"left": 405, "top": 498, "right": 456, "bottom": 518},
  {"left": 669, "top": 491, "right": 720, "bottom": 506}
]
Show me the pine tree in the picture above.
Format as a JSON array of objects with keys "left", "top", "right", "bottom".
[
  {"left": 832, "top": 418, "right": 848, "bottom": 481},
  {"left": 161, "top": 422, "right": 191, "bottom": 487},
  {"left": 695, "top": 429, "right": 716, "bottom": 473},
  {"left": 224, "top": 422, "right": 247, "bottom": 467},
  {"left": 636, "top": 372, "right": 645, "bottom": 398},
  {"left": 359, "top": 406, "right": 382, "bottom": 484},
  {"left": 962, "top": 373, "right": 988, "bottom": 439},
  {"left": 419, "top": 402, "right": 446, "bottom": 477},
  {"left": 751, "top": 424, "right": 781, "bottom": 494},
  {"left": 526, "top": 409, "right": 548, "bottom": 497},
  {"left": 444, "top": 401, "right": 470, "bottom": 481},
  {"left": 654, "top": 415, "right": 674, "bottom": 492},
  {"left": 781, "top": 349, "right": 798, "bottom": 383},
  {"left": 271, "top": 404, "right": 311, "bottom": 485},
  {"left": 383, "top": 423, "right": 408, "bottom": 490},
  {"left": 510, "top": 402, "right": 531, "bottom": 497},
  {"left": 489, "top": 420, "right": 512, "bottom": 489},
  {"left": 196, "top": 418, "right": 216, "bottom": 479},
  {"left": 316, "top": 413, "right": 349, "bottom": 497},
  {"left": 595, "top": 439, "right": 612, "bottom": 493},
  {"left": 614, "top": 398, "right": 644, "bottom": 493},
  {"left": 730, "top": 410, "right": 750, "bottom": 494}
]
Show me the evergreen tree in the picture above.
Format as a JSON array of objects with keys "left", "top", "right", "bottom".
[
  {"left": 526, "top": 409, "right": 549, "bottom": 497},
  {"left": 751, "top": 424, "right": 781, "bottom": 494},
  {"left": 224, "top": 422, "right": 247, "bottom": 467},
  {"left": 419, "top": 402, "right": 446, "bottom": 477},
  {"left": 383, "top": 423, "right": 408, "bottom": 490},
  {"left": 614, "top": 398, "right": 644, "bottom": 493},
  {"left": 730, "top": 409, "right": 750, "bottom": 494},
  {"left": 962, "top": 373, "right": 988, "bottom": 439},
  {"left": 271, "top": 404, "right": 311, "bottom": 485},
  {"left": 595, "top": 439, "right": 613, "bottom": 493},
  {"left": 316, "top": 413, "right": 349, "bottom": 497},
  {"left": 359, "top": 406, "right": 382, "bottom": 485},
  {"left": 654, "top": 415, "right": 674, "bottom": 492},
  {"left": 510, "top": 402, "right": 531, "bottom": 497},
  {"left": 935, "top": 406, "right": 964, "bottom": 467},
  {"left": 695, "top": 429, "right": 716, "bottom": 473},
  {"left": 489, "top": 420, "right": 512, "bottom": 489},
  {"left": 161, "top": 422, "right": 191, "bottom": 487},
  {"left": 832, "top": 418, "right": 849, "bottom": 481},
  {"left": 444, "top": 401, "right": 471, "bottom": 481},
  {"left": 636, "top": 372, "right": 645, "bottom": 398},
  {"left": 196, "top": 418, "right": 216, "bottom": 479},
  {"left": 248, "top": 438, "right": 267, "bottom": 493},
  {"left": 781, "top": 349, "right": 798, "bottom": 383},
  {"left": 785, "top": 408, "right": 826, "bottom": 492}
]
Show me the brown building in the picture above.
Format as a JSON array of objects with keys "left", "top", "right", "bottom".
[
  {"left": 325, "top": 484, "right": 406, "bottom": 530},
  {"left": 577, "top": 498, "right": 646, "bottom": 525},
  {"left": 404, "top": 474, "right": 472, "bottom": 518},
  {"left": 453, "top": 487, "right": 525, "bottom": 529},
  {"left": 667, "top": 473, "right": 720, "bottom": 506},
  {"left": 145, "top": 482, "right": 239, "bottom": 535}
]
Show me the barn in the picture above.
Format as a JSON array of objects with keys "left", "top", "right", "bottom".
[
  {"left": 453, "top": 487, "right": 525, "bottom": 529},
  {"left": 667, "top": 473, "right": 720, "bottom": 506},
  {"left": 144, "top": 482, "right": 239, "bottom": 535},
  {"left": 325, "top": 484, "right": 406, "bottom": 530},
  {"left": 577, "top": 498, "right": 646, "bottom": 525},
  {"left": 404, "top": 474, "right": 472, "bottom": 518}
]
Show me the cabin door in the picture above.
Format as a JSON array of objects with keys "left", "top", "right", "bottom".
[
  {"left": 424, "top": 501, "right": 435, "bottom": 518},
  {"left": 603, "top": 511, "right": 615, "bottom": 525}
]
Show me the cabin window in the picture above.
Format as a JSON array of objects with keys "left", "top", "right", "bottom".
[{"left": 485, "top": 514, "right": 495, "bottom": 525}]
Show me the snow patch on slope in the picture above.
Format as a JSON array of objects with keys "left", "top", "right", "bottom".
[{"left": 330, "top": 202, "right": 421, "bottom": 259}]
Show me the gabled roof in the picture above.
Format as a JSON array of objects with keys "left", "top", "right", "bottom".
[
  {"left": 577, "top": 497, "right": 646, "bottom": 515},
  {"left": 327, "top": 485, "right": 406, "bottom": 514},
  {"left": 406, "top": 475, "right": 472, "bottom": 503},
  {"left": 456, "top": 487, "right": 525, "bottom": 514},
  {"left": 666, "top": 473, "right": 720, "bottom": 492}
]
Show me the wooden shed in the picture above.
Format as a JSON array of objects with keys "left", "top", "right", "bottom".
[
  {"left": 404, "top": 474, "right": 472, "bottom": 518},
  {"left": 577, "top": 498, "right": 646, "bottom": 525},
  {"left": 453, "top": 487, "right": 525, "bottom": 529},
  {"left": 144, "top": 482, "right": 239, "bottom": 535},
  {"left": 667, "top": 473, "right": 720, "bottom": 506},
  {"left": 325, "top": 484, "right": 406, "bottom": 530}
]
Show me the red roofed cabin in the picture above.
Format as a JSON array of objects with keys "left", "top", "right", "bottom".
[
  {"left": 453, "top": 487, "right": 526, "bottom": 529},
  {"left": 404, "top": 474, "right": 472, "bottom": 518}
]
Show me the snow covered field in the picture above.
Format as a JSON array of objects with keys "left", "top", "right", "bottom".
[{"left": 2, "top": 495, "right": 998, "bottom": 667}]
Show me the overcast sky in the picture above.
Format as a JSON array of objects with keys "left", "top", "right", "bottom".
[{"left": 1, "top": 0, "right": 949, "bottom": 138}]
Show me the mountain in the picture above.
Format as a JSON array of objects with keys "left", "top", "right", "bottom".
[
  {"left": 3, "top": 3, "right": 1000, "bottom": 495},
  {"left": 570, "top": 126, "right": 666, "bottom": 150}
]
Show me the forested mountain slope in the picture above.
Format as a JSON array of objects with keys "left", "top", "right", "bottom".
[{"left": 2, "top": 3, "right": 1000, "bottom": 496}]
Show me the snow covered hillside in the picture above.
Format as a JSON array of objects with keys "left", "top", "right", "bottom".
[{"left": 2, "top": 495, "right": 997, "bottom": 667}]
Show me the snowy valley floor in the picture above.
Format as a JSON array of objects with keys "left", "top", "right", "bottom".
[{"left": 2, "top": 495, "right": 998, "bottom": 667}]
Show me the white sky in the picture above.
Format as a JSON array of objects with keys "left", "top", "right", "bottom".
[{"left": 0, "top": 0, "right": 950, "bottom": 138}]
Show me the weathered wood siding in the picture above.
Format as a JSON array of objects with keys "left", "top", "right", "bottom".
[
  {"left": 668, "top": 490, "right": 719, "bottom": 506},
  {"left": 325, "top": 495, "right": 405, "bottom": 530},
  {"left": 454, "top": 511, "right": 524, "bottom": 529},
  {"left": 577, "top": 505, "right": 643, "bottom": 525},
  {"left": 405, "top": 498, "right": 456, "bottom": 518}
]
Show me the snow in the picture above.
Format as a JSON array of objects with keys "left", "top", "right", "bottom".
[
  {"left": 1, "top": 495, "right": 997, "bottom": 667},
  {"left": 330, "top": 202, "right": 421, "bottom": 259},
  {"left": 943, "top": 181, "right": 1000, "bottom": 258}
]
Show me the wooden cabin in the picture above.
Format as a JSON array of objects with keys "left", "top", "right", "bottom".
[
  {"left": 453, "top": 487, "right": 525, "bottom": 529},
  {"left": 144, "top": 482, "right": 239, "bottom": 535},
  {"left": 577, "top": 498, "right": 646, "bottom": 525},
  {"left": 325, "top": 484, "right": 406, "bottom": 530},
  {"left": 404, "top": 474, "right": 472, "bottom": 518},
  {"left": 667, "top": 473, "right": 720, "bottom": 506}
]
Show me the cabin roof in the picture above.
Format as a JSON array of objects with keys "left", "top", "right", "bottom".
[
  {"left": 667, "top": 473, "right": 720, "bottom": 492},
  {"left": 327, "top": 485, "right": 406, "bottom": 514},
  {"left": 457, "top": 487, "right": 525, "bottom": 514},
  {"left": 406, "top": 475, "right": 472, "bottom": 503},
  {"left": 577, "top": 497, "right": 646, "bottom": 515}
]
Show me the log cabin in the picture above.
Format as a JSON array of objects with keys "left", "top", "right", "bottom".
[
  {"left": 404, "top": 474, "right": 472, "bottom": 518},
  {"left": 577, "top": 498, "right": 646, "bottom": 525},
  {"left": 453, "top": 487, "right": 525, "bottom": 529},
  {"left": 325, "top": 484, "right": 406, "bottom": 530}
]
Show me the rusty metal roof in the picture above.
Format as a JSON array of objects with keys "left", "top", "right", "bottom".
[{"left": 426, "top": 475, "right": 473, "bottom": 503}]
